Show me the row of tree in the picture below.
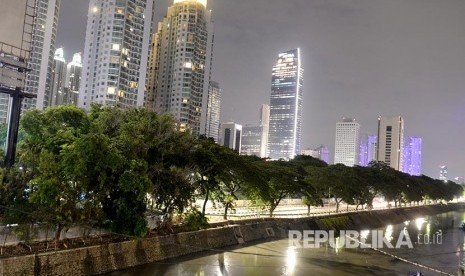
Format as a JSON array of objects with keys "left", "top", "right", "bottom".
[{"left": 0, "top": 105, "right": 462, "bottom": 240}]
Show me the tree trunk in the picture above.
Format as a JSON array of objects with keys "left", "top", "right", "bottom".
[
  {"left": 202, "top": 188, "right": 209, "bottom": 216},
  {"left": 307, "top": 205, "right": 311, "bottom": 216},
  {"left": 223, "top": 203, "right": 229, "bottom": 220},
  {"left": 55, "top": 223, "right": 63, "bottom": 242},
  {"left": 269, "top": 205, "right": 276, "bottom": 217},
  {"left": 336, "top": 200, "right": 340, "bottom": 213}
]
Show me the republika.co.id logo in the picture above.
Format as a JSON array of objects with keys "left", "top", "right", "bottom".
[{"left": 289, "top": 229, "right": 442, "bottom": 249}]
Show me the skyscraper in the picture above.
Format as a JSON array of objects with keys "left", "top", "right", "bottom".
[
  {"left": 267, "top": 49, "right": 303, "bottom": 160},
  {"left": 241, "top": 126, "right": 264, "bottom": 157},
  {"left": 205, "top": 81, "right": 221, "bottom": 142},
  {"left": 79, "top": 0, "right": 155, "bottom": 110},
  {"left": 377, "top": 116, "right": 404, "bottom": 171},
  {"left": 259, "top": 104, "right": 270, "bottom": 158},
  {"left": 220, "top": 122, "right": 242, "bottom": 153},
  {"left": 146, "top": 0, "right": 214, "bottom": 135},
  {"left": 64, "top": 52, "right": 82, "bottom": 105},
  {"left": 49, "top": 47, "right": 66, "bottom": 106},
  {"left": 334, "top": 118, "right": 360, "bottom": 167},
  {"left": 24, "top": 0, "right": 61, "bottom": 110},
  {"left": 240, "top": 104, "right": 270, "bottom": 158},
  {"left": 359, "top": 135, "right": 377, "bottom": 167},
  {"left": 402, "top": 137, "right": 422, "bottom": 176}
]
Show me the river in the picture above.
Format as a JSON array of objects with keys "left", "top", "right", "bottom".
[{"left": 107, "top": 211, "right": 465, "bottom": 276}]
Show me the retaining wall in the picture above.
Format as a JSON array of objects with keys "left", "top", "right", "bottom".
[{"left": 0, "top": 204, "right": 461, "bottom": 276}]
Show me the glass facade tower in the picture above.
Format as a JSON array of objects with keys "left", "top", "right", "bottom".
[
  {"left": 205, "top": 81, "right": 221, "bottom": 142},
  {"left": 267, "top": 49, "right": 303, "bottom": 160},
  {"left": 402, "top": 136, "right": 422, "bottom": 176}
]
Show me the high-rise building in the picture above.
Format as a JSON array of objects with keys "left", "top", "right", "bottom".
[
  {"left": 267, "top": 49, "right": 303, "bottom": 160},
  {"left": 259, "top": 104, "right": 270, "bottom": 158},
  {"left": 220, "top": 122, "right": 242, "bottom": 153},
  {"left": 241, "top": 125, "right": 264, "bottom": 157},
  {"left": 240, "top": 104, "right": 270, "bottom": 158},
  {"left": 205, "top": 81, "right": 221, "bottom": 142},
  {"left": 359, "top": 135, "right": 377, "bottom": 167},
  {"left": 439, "top": 166, "right": 448, "bottom": 182},
  {"left": 334, "top": 118, "right": 360, "bottom": 167},
  {"left": 64, "top": 52, "right": 82, "bottom": 105},
  {"left": 49, "top": 47, "right": 66, "bottom": 106},
  {"left": 302, "top": 145, "right": 330, "bottom": 164},
  {"left": 402, "top": 137, "right": 422, "bottom": 176},
  {"left": 377, "top": 116, "right": 404, "bottom": 171},
  {"left": 79, "top": 0, "right": 155, "bottom": 110},
  {"left": 146, "top": 0, "right": 214, "bottom": 135},
  {"left": 24, "top": 0, "right": 61, "bottom": 110}
]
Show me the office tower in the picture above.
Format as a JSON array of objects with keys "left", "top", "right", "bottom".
[
  {"left": 377, "top": 116, "right": 404, "bottom": 171},
  {"left": 359, "top": 135, "right": 377, "bottom": 167},
  {"left": 439, "top": 166, "right": 448, "bottom": 182},
  {"left": 220, "top": 122, "right": 242, "bottom": 153},
  {"left": 267, "top": 49, "right": 303, "bottom": 160},
  {"left": 146, "top": 0, "right": 214, "bottom": 135},
  {"left": 64, "top": 52, "right": 82, "bottom": 105},
  {"left": 23, "top": 0, "right": 61, "bottom": 110},
  {"left": 79, "top": 0, "right": 155, "bottom": 110},
  {"left": 334, "top": 118, "right": 360, "bottom": 167},
  {"left": 302, "top": 145, "right": 330, "bottom": 164},
  {"left": 205, "top": 81, "right": 221, "bottom": 142},
  {"left": 260, "top": 104, "right": 270, "bottom": 158},
  {"left": 49, "top": 47, "right": 66, "bottom": 106},
  {"left": 240, "top": 104, "right": 270, "bottom": 158},
  {"left": 402, "top": 137, "right": 422, "bottom": 176},
  {"left": 241, "top": 126, "right": 263, "bottom": 157}
]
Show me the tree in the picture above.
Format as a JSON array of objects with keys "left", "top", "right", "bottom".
[{"left": 243, "top": 160, "right": 298, "bottom": 217}]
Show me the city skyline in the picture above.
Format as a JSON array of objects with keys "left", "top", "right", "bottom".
[{"left": 51, "top": 0, "right": 465, "bottom": 178}]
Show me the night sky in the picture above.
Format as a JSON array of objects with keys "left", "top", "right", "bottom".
[{"left": 56, "top": 0, "right": 465, "bottom": 179}]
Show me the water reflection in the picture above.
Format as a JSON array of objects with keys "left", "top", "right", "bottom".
[
  {"left": 385, "top": 225, "right": 393, "bottom": 243},
  {"left": 285, "top": 247, "right": 296, "bottom": 275},
  {"left": 415, "top": 217, "right": 426, "bottom": 231},
  {"left": 107, "top": 211, "right": 465, "bottom": 276}
]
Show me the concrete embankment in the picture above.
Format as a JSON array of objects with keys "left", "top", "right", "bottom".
[{"left": 0, "top": 204, "right": 461, "bottom": 276}]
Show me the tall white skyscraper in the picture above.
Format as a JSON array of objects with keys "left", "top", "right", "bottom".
[
  {"left": 79, "top": 0, "right": 155, "bottom": 110},
  {"left": 64, "top": 52, "right": 82, "bottom": 105},
  {"left": 49, "top": 47, "right": 66, "bottom": 106},
  {"left": 334, "top": 118, "right": 360, "bottom": 167},
  {"left": 220, "top": 122, "right": 242, "bottom": 153},
  {"left": 377, "top": 116, "right": 404, "bottom": 171},
  {"left": 146, "top": 0, "right": 214, "bottom": 136},
  {"left": 267, "top": 49, "right": 303, "bottom": 160},
  {"left": 24, "top": 0, "right": 61, "bottom": 110},
  {"left": 205, "top": 81, "right": 221, "bottom": 142},
  {"left": 259, "top": 104, "right": 270, "bottom": 158}
]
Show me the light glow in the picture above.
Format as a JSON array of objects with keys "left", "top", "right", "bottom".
[{"left": 174, "top": 0, "right": 207, "bottom": 7}]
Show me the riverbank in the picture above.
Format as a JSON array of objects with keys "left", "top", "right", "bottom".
[{"left": 1, "top": 204, "right": 462, "bottom": 276}]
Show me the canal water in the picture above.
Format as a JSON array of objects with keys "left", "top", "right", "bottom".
[{"left": 107, "top": 211, "right": 465, "bottom": 276}]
